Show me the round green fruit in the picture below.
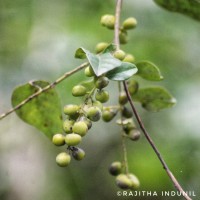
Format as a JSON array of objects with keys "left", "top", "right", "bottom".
[
  {"left": 72, "top": 85, "right": 87, "bottom": 97},
  {"left": 95, "top": 90, "right": 109, "bottom": 103},
  {"left": 95, "top": 76, "right": 109, "bottom": 89},
  {"left": 72, "top": 147, "right": 85, "bottom": 161},
  {"left": 116, "top": 174, "right": 132, "bottom": 189},
  {"left": 102, "top": 108, "right": 118, "bottom": 122},
  {"left": 84, "top": 66, "right": 95, "bottom": 77},
  {"left": 86, "top": 106, "right": 102, "bottom": 122},
  {"left": 100, "top": 14, "right": 115, "bottom": 29},
  {"left": 65, "top": 133, "right": 82, "bottom": 146},
  {"left": 119, "top": 30, "right": 128, "bottom": 44},
  {"left": 127, "top": 129, "right": 141, "bottom": 141},
  {"left": 109, "top": 161, "right": 122, "bottom": 176},
  {"left": 122, "top": 106, "right": 133, "bottom": 118},
  {"left": 127, "top": 79, "right": 139, "bottom": 95},
  {"left": 128, "top": 173, "right": 140, "bottom": 189},
  {"left": 72, "top": 121, "right": 88, "bottom": 136},
  {"left": 119, "top": 91, "right": 128, "bottom": 105},
  {"left": 63, "top": 104, "right": 80, "bottom": 116},
  {"left": 95, "top": 42, "right": 109, "bottom": 53},
  {"left": 113, "top": 50, "right": 126, "bottom": 61},
  {"left": 79, "top": 116, "right": 93, "bottom": 130},
  {"left": 93, "top": 101, "right": 103, "bottom": 111},
  {"left": 56, "top": 152, "right": 71, "bottom": 167},
  {"left": 123, "top": 54, "right": 135, "bottom": 63},
  {"left": 122, "top": 17, "right": 137, "bottom": 30},
  {"left": 52, "top": 134, "right": 65, "bottom": 146},
  {"left": 63, "top": 119, "right": 74, "bottom": 133}
]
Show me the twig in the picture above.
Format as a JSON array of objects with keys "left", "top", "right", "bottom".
[
  {"left": 114, "top": 0, "right": 192, "bottom": 199},
  {"left": 123, "top": 82, "right": 192, "bottom": 200},
  {"left": 0, "top": 62, "right": 88, "bottom": 120}
]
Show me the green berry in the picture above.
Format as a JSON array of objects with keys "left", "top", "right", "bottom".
[
  {"left": 109, "top": 161, "right": 122, "bottom": 176},
  {"left": 95, "top": 90, "right": 109, "bottom": 103},
  {"left": 123, "top": 17, "right": 137, "bottom": 30},
  {"left": 56, "top": 152, "right": 71, "bottom": 167},
  {"left": 122, "top": 106, "right": 133, "bottom": 118},
  {"left": 116, "top": 174, "right": 132, "bottom": 189},
  {"left": 52, "top": 134, "right": 65, "bottom": 146},
  {"left": 123, "top": 120, "right": 136, "bottom": 133},
  {"left": 65, "top": 133, "right": 82, "bottom": 146},
  {"left": 63, "top": 104, "right": 80, "bottom": 116},
  {"left": 123, "top": 54, "right": 135, "bottom": 63},
  {"left": 86, "top": 106, "right": 102, "bottom": 122},
  {"left": 102, "top": 108, "right": 118, "bottom": 122},
  {"left": 92, "top": 101, "right": 103, "bottom": 111},
  {"left": 79, "top": 116, "right": 93, "bottom": 130},
  {"left": 72, "top": 85, "right": 87, "bottom": 97},
  {"left": 95, "top": 42, "right": 109, "bottom": 53},
  {"left": 113, "top": 50, "right": 126, "bottom": 60},
  {"left": 128, "top": 173, "right": 140, "bottom": 189},
  {"left": 63, "top": 119, "right": 74, "bottom": 133},
  {"left": 72, "top": 121, "right": 88, "bottom": 137},
  {"left": 119, "top": 30, "right": 128, "bottom": 44},
  {"left": 84, "top": 66, "right": 95, "bottom": 77},
  {"left": 127, "top": 129, "right": 141, "bottom": 141},
  {"left": 127, "top": 79, "right": 138, "bottom": 95},
  {"left": 72, "top": 147, "right": 85, "bottom": 161},
  {"left": 100, "top": 14, "right": 115, "bottom": 29},
  {"left": 95, "top": 76, "right": 109, "bottom": 89},
  {"left": 119, "top": 91, "right": 128, "bottom": 105}
]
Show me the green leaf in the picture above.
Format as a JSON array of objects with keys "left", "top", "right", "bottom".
[
  {"left": 136, "top": 61, "right": 163, "bottom": 81},
  {"left": 102, "top": 43, "right": 116, "bottom": 53},
  {"left": 75, "top": 47, "right": 122, "bottom": 76},
  {"left": 106, "top": 62, "right": 138, "bottom": 81},
  {"left": 154, "top": 0, "right": 200, "bottom": 21},
  {"left": 132, "top": 87, "right": 176, "bottom": 112},
  {"left": 11, "top": 81, "right": 63, "bottom": 139}
]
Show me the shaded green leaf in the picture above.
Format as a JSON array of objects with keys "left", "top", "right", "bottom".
[
  {"left": 11, "top": 81, "right": 63, "bottom": 139},
  {"left": 102, "top": 43, "right": 116, "bottom": 53},
  {"left": 106, "top": 62, "right": 138, "bottom": 81},
  {"left": 136, "top": 61, "right": 163, "bottom": 81},
  {"left": 75, "top": 47, "right": 122, "bottom": 76},
  {"left": 132, "top": 87, "right": 176, "bottom": 112},
  {"left": 154, "top": 0, "right": 200, "bottom": 21}
]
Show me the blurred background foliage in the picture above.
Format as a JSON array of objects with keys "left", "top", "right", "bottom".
[{"left": 0, "top": 0, "right": 200, "bottom": 200}]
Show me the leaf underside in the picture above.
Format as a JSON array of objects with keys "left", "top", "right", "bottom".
[
  {"left": 154, "top": 0, "right": 200, "bottom": 21},
  {"left": 11, "top": 81, "right": 63, "bottom": 139},
  {"left": 132, "top": 87, "right": 176, "bottom": 112}
]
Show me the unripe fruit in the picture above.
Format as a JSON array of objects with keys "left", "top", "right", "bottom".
[
  {"left": 65, "top": 133, "right": 82, "bottom": 146},
  {"left": 128, "top": 173, "right": 140, "bottom": 189},
  {"left": 72, "top": 121, "right": 88, "bottom": 137},
  {"left": 95, "top": 42, "right": 109, "bottom": 53},
  {"left": 122, "top": 106, "right": 133, "bottom": 118},
  {"left": 72, "top": 85, "right": 87, "bottom": 97},
  {"left": 92, "top": 101, "right": 103, "bottom": 111},
  {"left": 84, "top": 66, "right": 95, "bottom": 77},
  {"left": 119, "top": 30, "right": 128, "bottom": 44},
  {"left": 86, "top": 106, "right": 102, "bottom": 122},
  {"left": 102, "top": 108, "right": 118, "bottom": 122},
  {"left": 100, "top": 14, "right": 115, "bottom": 29},
  {"left": 127, "top": 129, "right": 141, "bottom": 141},
  {"left": 63, "top": 119, "right": 74, "bottom": 133},
  {"left": 95, "top": 90, "right": 109, "bottom": 103},
  {"left": 119, "top": 91, "right": 128, "bottom": 105},
  {"left": 113, "top": 50, "right": 126, "bottom": 61},
  {"left": 95, "top": 76, "right": 109, "bottom": 89},
  {"left": 52, "top": 134, "right": 65, "bottom": 146},
  {"left": 123, "top": 54, "right": 135, "bottom": 63},
  {"left": 122, "top": 17, "right": 137, "bottom": 30},
  {"left": 109, "top": 161, "right": 122, "bottom": 176},
  {"left": 63, "top": 104, "right": 80, "bottom": 116},
  {"left": 123, "top": 120, "right": 136, "bottom": 133},
  {"left": 56, "top": 152, "right": 71, "bottom": 167},
  {"left": 116, "top": 174, "right": 132, "bottom": 189},
  {"left": 79, "top": 116, "right": 93, "bottom": 130},
  {"left": 72, "top": 147, "right": 85, "bottom": 161},
  {"left": 127, "top": 79, "right": 139, "bottom": 95}
]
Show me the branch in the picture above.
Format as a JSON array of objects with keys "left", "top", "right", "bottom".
[
  {"left": 114, "top": 0, "right": 192, "bottom": 199},
  {"left": 123, "top": 82, "right": 192, "bottom": 200},
  {"left": 0, "top": 62, "right": 88, "bottom": 120}
]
